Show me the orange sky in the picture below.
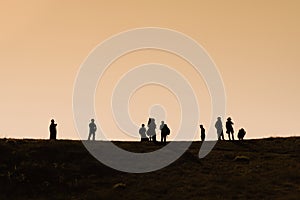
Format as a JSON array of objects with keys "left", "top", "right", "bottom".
[{"left": 0, "top": 0, "right": 299, "bottom": 140}]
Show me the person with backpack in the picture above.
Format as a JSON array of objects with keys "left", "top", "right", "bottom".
[{"left": 160, "top": 121, "right": 170, "bottom": 144}]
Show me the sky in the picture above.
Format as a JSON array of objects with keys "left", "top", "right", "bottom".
[{"left": 0, "top": 0, "right": 299, "bottom": 140}]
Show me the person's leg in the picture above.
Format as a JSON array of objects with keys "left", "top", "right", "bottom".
[
  {"left": 221, "top": 131, "right": 224, "bottom": 140},
  {"left": 88, "top": 133, "right": 91, "bottom": 141},
  {"left": 93, "top": 133, "right": 95, "bottom": 141},
  {"left": 161, "top": 134, "right": 163, "bottom": 143},
  {"left": 231, "top": 132, "right": 235, "bottom": 140}
]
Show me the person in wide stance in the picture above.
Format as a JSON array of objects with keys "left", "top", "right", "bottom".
[{"left": 226, "top": 117, "right": 235, "bottom": 140}]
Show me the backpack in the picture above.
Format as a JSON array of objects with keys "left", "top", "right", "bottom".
[{"left": 163, "top": 125, "right": 170, "bottom": 135}]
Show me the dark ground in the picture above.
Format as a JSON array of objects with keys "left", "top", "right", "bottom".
[{"left": 0, "top": 137, "right": 299, "bottom": 200}]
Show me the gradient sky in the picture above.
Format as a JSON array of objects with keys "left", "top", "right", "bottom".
[{"left": 0, "top": 0, "right": 299, "bottom": 140}]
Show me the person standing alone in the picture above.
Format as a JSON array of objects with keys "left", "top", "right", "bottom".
[
  {"left": 88, "top": 119, "right": 97, "bottom": 141},
  {"left": 200, "top": 124, "right": 205, "bottom": 141},
  {"left": 49, "top": 119, "right": 57, "bottom": 140}
]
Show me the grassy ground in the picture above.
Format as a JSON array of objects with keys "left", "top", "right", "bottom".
[{"left": 0, "top": 137, "right": 299, "bottom": 200}]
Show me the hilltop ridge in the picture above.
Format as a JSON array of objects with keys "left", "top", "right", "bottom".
[{"left": 0, "top": 137, "right": 299, "bottom": 199}]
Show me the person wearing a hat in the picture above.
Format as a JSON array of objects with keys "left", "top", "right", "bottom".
[
  {"left": 88, "top": 118, "right": 97, "bottom": 141},
  {"left": 226, "top": 117, "right": 235, "bottom": 140}
]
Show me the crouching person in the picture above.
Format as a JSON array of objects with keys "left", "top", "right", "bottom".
[
  {"left": 139, "top": 124, "right": 149, "bottom": 142},
  {"left": 238, "top": 128, "right": 246, "bottom": 140}
]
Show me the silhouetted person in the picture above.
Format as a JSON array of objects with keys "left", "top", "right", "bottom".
[
  {"left": 49, "top": 119, "right": 57, "bottom": 140},
  {"left": 226, "top": 117, "right": 235, "bottom": 140},
  {"left": 160, "top": 121, "right": 170, "bottom": 144},
  {"left": 160, "top": 121, "right": 165, "bottom": 143},
  {"left": 88, "top": 119, "right": 97, "bottom": 141},
  {"left": 146, "top": 118, "right": 156, "bottom": 142},
  {"left": 215, "top": 117, "right": 224, "bottom": 140},
  {"left": 200, "top": 124, "right": 205, "bottom": 141},
  {"left": 238, "top": 128, "right": 246, "bottom": 140},
  {"left": 139, "top": 124, "right": 149, "bottom": 142}
]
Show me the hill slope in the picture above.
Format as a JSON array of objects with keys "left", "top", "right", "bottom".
[{"left": 0, "top": 137, "right": 299, "bottom": 199}]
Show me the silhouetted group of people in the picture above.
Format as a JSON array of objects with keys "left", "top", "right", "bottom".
[
  {"left": 200, "top": 116, "right": 246, "bottom": 141},
  {"left": 49, "top": 116, "right": 246, "bottom": 142},
  {"left": 139, "top": 118, "right": 170, "bottom": 144}
]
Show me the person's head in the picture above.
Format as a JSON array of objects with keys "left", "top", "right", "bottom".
[
  {"left": 227, "top": 117, "right": 231, "bottom": 121},
  {"left": 51, "top": 119, "right": 55, "bottom": 123},
  {"left": 91, "top": 119, "right": 95, "bottom": 122},
  {"left": 200, "top": 124, "right": 203, "bottom": 128},
  {"left": 161, "top": 121, "right": 164, "bottom": 124},
  {"left": 218, "top": 117, "right": 221, "bottom": 120},
  {"left": 142, "top": 124, "right": 145, "bottom": 127}
]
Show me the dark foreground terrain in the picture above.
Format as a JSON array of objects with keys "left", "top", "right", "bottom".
[{"left": 0, "top": 137, "right": 299, "bottom": 200}]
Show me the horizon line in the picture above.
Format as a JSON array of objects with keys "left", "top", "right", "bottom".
[{"left": 0, "top": 136, "right": 298, "bottom": 142}]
